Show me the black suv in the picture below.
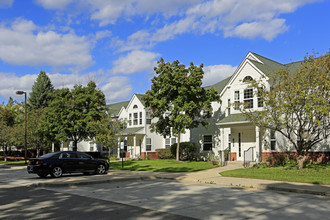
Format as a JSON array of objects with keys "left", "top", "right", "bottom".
[{"left": 27, "top": 151, "right": 109, "bottom": 178}]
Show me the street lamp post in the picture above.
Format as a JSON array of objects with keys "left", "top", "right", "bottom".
[{"left": 16, "top": 91, "right": 27, "bottom": 164}]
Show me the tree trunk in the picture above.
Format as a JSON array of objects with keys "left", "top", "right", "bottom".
[
  {"left": 108, "top": 147, "right": 111, "bottom": 163},
  {"left": 37, "top": 147, "right": 40, "bottom": 158},
  {"left": 176, "top": 133, "right": 181, "bottom": 161},
  {"left": 73, "top": 140, "right": 78, "bottom": 151},
  {"left": 297, "top": 155, "right": 306, "bottom": 170}
]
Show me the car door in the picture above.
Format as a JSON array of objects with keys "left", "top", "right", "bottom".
[
  {"left": 59, "top": 152, "right": 78, "bottom": 172},
  {"left": 76, "top": 152, "right": 97, "bottom": 172}
]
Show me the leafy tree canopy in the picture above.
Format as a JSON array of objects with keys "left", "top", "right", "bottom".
[
  {"left": 144, "top": 58, "right": 220, "bottom": 160},
  {"left": 41, "top": 81, "right": 107, "bottom": 151},
  {"left": 28, "top": 70, "right": 54, "bottom": 111}
]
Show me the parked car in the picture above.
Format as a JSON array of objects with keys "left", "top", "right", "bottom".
[{"left": 27, "top": 151, "right": 109, "bottom": 178}]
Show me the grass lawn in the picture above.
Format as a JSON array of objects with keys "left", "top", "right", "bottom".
[
  {"left": 220, "top": 165, "right": 330, "bottom": 185},
  {"left": 110, "top": 159, "right": 219, "bottom": 172},
  {"left": 0, "top": 160, "right": 27, "bottom": 166}
]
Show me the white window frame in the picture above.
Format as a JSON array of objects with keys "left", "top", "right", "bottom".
[
  {"left": 203, "top": 135, "right": 212, "bottom": 151},
  {"left": 146, "top": 138, "right": 152, "bottom": 151}
]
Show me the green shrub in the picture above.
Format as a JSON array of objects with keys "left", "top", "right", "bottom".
[
  {"left": 284, "top": 159, "right": 297, "bottom": 168},
  {"left": 170, "top": 142, "right": 198, "bottom": 161},
  {"left": 156, "top": 148, "right": 173, "bottom": 159},
  {"left": 253, "top": 163, "right": 268, "bottom": 168},
  {"left": 266, "top": 153, "right": 286, "bottom": 167}
]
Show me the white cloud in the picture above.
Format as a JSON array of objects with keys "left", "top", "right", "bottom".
[
  {"left": 0, "top": 73, "right": 37, "bottom": 101},
  {"left": 0, "top": 71, "right": 97, "bottom": 101},
  {"left": 0, "top": 18, "right": 93, "bottom": 69},
  {"left": 112, "top": 50, "right": 160, "bottom": 75},
  {"left": 0, "top": 0, "right": 13, "bottom": 8},
  {"left": 111, "top": 0, "right": 317, "bottom": 51},
  {"left": 88, "top": 0, "right": 199, "bottom": 26},
  {"left": 35, "top": 0, "right": 73, "bottom": 10},
  {"left": 203, "top": 64, "right": 237, "bottom": 87},
  {"left": 224, "top": 19, "right": 288, "bottom": 41},
  {"left": 101, "top": 76, "right": 132, "bottom": 103}
]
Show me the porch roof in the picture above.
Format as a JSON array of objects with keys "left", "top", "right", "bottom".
[
  {"left": 119, "top": 127, "right": 145, "bottom": 135},
  {"left": 217, "top": 113, "right": 250, "bottom": 125}
]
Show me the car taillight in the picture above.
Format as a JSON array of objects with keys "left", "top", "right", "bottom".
[{"left": 36, "top": 160, "right": 42, "bottom": 165}]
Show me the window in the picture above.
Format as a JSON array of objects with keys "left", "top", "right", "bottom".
[
  {"left": 128, "top": 113, "right": 132, "bottom": 126},
  {"left": 165, "top": 138, "right": 171, "bottom": 148},
  {"left": 133, "top": 105, "right": 138, "bottom": 109},
  {"left": 133, "top": 113, "right": 138, "bottom": 125},
  {"left": 165, "top": 137, "right": 176, "bottom": 148},
  {"left": 243, "top": 76, "right": 253, "bottom": 82},
  {"left": 244, "top": 89, "right": 253, "bottom": 109},
  {"left": 270, "top": 130, "right": 276, "bottom": 150},
  {"left": 227, "top": 99, "right": 231, "bottom": 115},
  {"left": 203, "top": 135, "right": 212, "bottom": 151},
  {"left": 238, "top": 133, "right": 241, "bottom": 157},
  {"left": 146, "top": 138, "right": 151, "bottom": 151},
  {"left": 77, "top": 153, "right": 92, "bottom": 159},
  {"left": 139, "top": 112, "right": 142, "bottom": 125},
  {"left": 60, "top": 152, "right": 76, "bottom": 159},
  {"left": 257, "top": 87, "right": 264, "bottom": 107},
  {"left": 234, "top": 91, "right": 240, "bottom": 110},
  {"left": 228, "top": 134, "right": 231, "bottom": 150},
  {"left": 146, "top": 111, "right": 151, "bottom": 124},
  {"left": 171, "top": 138, "right": 176, "bottom": 145},
  {"left": 90, "top": 146, "right": 94, "bottom": 152}
]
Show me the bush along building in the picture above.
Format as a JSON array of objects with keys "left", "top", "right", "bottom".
[{"left": 84, "top": 52, "right": 330, "bottom": 163}]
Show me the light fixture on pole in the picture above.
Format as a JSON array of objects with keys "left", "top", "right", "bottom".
[{"left": 16, "top": 91, "right": 27, "bottom": 165}]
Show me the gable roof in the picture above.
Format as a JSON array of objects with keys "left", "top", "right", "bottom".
[
  {"left": 248, "top": 53, "right": 285, "bottom": 76},
  {"left": 107, "top": 101, "right": 130, "bottom": 117},
  {"left": 204, "top": 76, "right": 231, "bottom": 93},
  {"left": 135, "top": 94, "right": 145, "bottom": 106}
]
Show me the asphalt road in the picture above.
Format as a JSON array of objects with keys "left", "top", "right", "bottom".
[
  {"left": 0, "top": 186, "right": 196, "bottom": 220},
  {"left": 45, "top": 180, "right": 330, "bottom": 220},
  {"left": 1, "top": 168, "right": 330, "bottom": 219}
]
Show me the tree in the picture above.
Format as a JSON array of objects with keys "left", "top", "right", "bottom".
[
  {"left": 0, "top": 98, "right": 23, "bottom": 162},
  {"left": 42, "top": 81, "right": 107, "bottom": 151},
  {"left": 28, "top": 71, "right": 54, "bottom": 111},
  {"left": 27, "top": 109, "right": 48, "bottom": 157},
  {"left": 144, "top": 58, "right": 220, "bottom": 161},
  {"left": 90, "top": 116, "right": 123, "bottom": 162},
  {"left": 241, "top": 52, "right": 330, "bottom": 169}
]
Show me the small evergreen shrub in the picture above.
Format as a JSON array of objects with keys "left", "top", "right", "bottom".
[
  {"left": 170, "top": 142, "right": 198, "bottom": 161},
  {"left": 266, "top": 153, "right": 286, "bottom": 167},
  {"left": 156, "top": 148, "right": 173, "bottom": 159}
]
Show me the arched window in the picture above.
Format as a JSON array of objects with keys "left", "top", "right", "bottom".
[
  {"left": 133, "top": 104, "right": 138, "bottom": 109},
  {"left": 243, "top": 76, "right": 253, "bottom": 83}
]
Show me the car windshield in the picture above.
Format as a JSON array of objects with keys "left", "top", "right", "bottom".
[{"left": 40, "top": 152, "right": 58, "bottom": 158}]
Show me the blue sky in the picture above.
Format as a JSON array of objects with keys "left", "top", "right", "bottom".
[{"left": 0, "top": 0, "right": 329, "bottom": 104}]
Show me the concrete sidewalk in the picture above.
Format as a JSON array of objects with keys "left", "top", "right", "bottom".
[{"left": 2, "top": 162, "right": 330, "bottom": 196}]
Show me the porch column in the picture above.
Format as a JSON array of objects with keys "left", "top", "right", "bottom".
[
  {"left": 117, "top": 137, "right": 121, "bottom": 159},
  {"left": 133, "top": 135, "right": 136, "bottom": 158},
  {"left": 220, "top": 128, "right": 225, "bottom": 166},
  {"left": 255, "top": 126, "right": 260, "bottom": 163}
]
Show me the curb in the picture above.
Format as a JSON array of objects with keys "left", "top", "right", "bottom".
[
  {"left": 28, "top": 175, "right": 177, "bottom": 188},
  {"left": 264, "top": 185, "right": 330, "bottom": 197},
  {"left": 27, "top": 174, "right": 330, "bottom": 197}
]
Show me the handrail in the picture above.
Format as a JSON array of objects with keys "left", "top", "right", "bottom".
[{"left": 243, "top": 146, "right": 255, "bottom": 168}]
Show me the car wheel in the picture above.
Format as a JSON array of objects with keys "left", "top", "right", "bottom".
[
  {"left": 51, "top": 166, "right": 63, "bottom": 178},
  {"left": 37, "top": 173, "right": 48, "bottom": 178},
  {"left": 96, "top": 164, "right": 106, "bottom": 175}
]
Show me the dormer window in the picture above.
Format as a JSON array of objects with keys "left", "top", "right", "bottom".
[
  {"left": 133, "top": 105, "right": 138, "bottom": 109},
  {"left": 243, "top": 76, "right": 253, "bottom": 83}
]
